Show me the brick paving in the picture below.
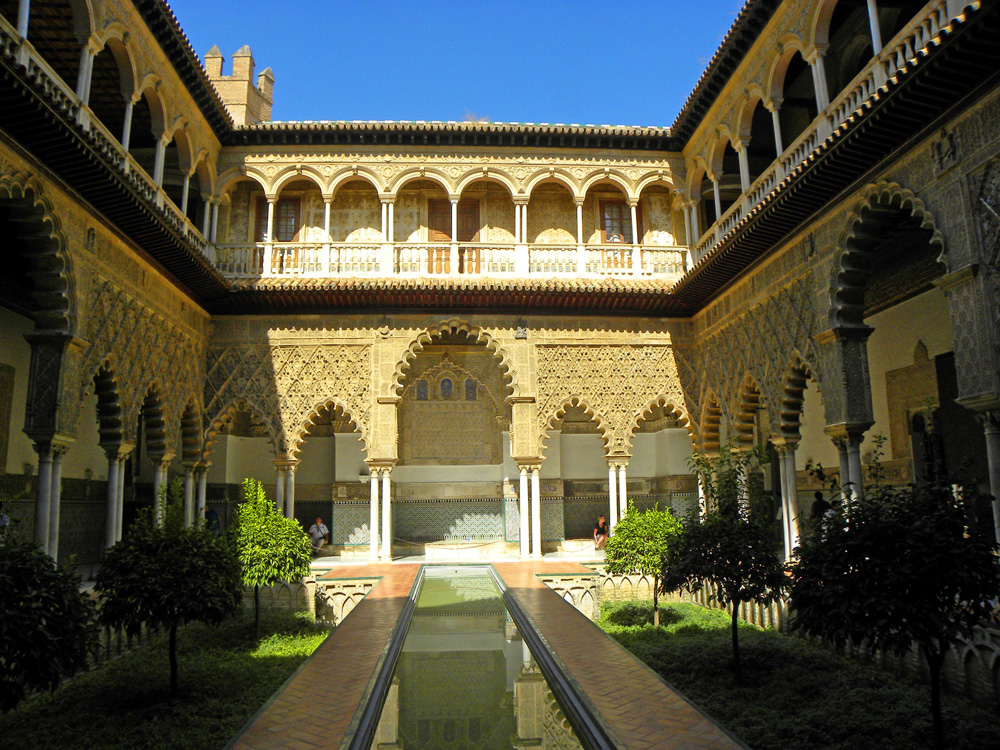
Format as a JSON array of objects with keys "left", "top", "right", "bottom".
[
  {"left": 495, "top": 561, "right": 747, "bottom": 750},
  {"left": 228, "top": 560, "right": 746, "bottom": 750}
]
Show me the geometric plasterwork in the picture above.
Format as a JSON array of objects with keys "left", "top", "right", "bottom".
[
  {"left": 81, "top": 278, "right": 204, "bottom": 449},
  {"left": 533, "top": 344, "right": 687, "bottom": 457},
  {"left": 204, "top": 343, "right": 371, "bottom": 456},
  {"left": 675, "top": 277, "right": 821, "bottom": 441},
  {"left": 970, "top": 157, "right": 1000, "bottom": 403}
]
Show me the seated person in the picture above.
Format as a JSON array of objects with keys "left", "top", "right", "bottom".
[
  {"left": 594, "top": 514, "right": 609, "bottom": 550},
  {"left": 308, "top": 516, "right": 330, "bottom": 553}
]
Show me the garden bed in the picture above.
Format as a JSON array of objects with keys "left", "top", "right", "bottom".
[
  {"left": 0, "top": 608, "right": 327, "bottom": 750},
  {"left": 597, "top": 600, "right": 1000, "bottom": 750}
]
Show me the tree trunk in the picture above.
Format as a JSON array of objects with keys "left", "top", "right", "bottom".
[
  {"left": 169, "top": 623, "right": 178, "bottom": 697},
  {"left": 254, "top": 584, "right": 260, "bottom": 640},
  {"left": 652, "top": 575, "right": 659, "bottom": 627},
  {"left": 731, "top": 608, "right": 742, "bottom": 684},
  {"left": 924, "top": 645, "right": 945, "bottom": 750}
]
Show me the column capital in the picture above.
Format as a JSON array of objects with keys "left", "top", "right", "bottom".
[
  {"left": 607, "top": 456, "right": 630, "bottom": 469},
  {"left": 515, "top": 460, "right": 542, "bottom": 472},
  {"left": 448, "top": 194, "right": 462, "bottom": 204},
  {"left": 513, "top": 196, "right": 529, "bottom": 206},
  {"left": 378, "top": 193, "right": 396, "bottom": 204},
  {"left": 321, "top": 193, "right": 334, "bottom": 204},
  {"left": 764, "top": 96, "right": 783, "bottom": 112},
  {"left": 367, "top": 458, "right": 397, "bottom": 471},
  {"left": 823, "top": 422, "right": 872, "bottom": 442},
  {"left": 377, "top": 395, "right": 401, "bottom": 405},
  {"left": 273, "top": 457, "right": 299, "bottom": 470}
]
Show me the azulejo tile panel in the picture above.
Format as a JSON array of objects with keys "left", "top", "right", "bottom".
[
  {"left": 331, "top": 501, "right": 375, "bottom": 545},
  {"left": 395, "top": 498, "right": 505, "bottom": 541}
]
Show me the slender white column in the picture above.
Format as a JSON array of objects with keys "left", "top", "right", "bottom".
[
  {"left": 76, "top": 47, "right": 94, "bottom": 103},
  {"left": 210, "top": 202, "right": 220, "bottom": 243},
  {"left": 152, "top": 137, "right": 167, "bottom": 186},
  {"left": 688, "top": 204, "right": 699, "bottom": 244},
  {"left": 33, "top": 444, "right": 53, "bottom": 553},
  {"left": 201, "top": 197, "right": 212, "bottom": 237},
  {"left": 608, "top": 464, "right": 618, "bottom": 531},
  {"left": 575, "top": 200, "right": 586, "bottom": 274},
  {"left": 380, "top": 200, "right": 387, "bottom": 242},
  {"left": 519, "top": 467, "right": 529, "bottom": 558},
  {"left": 618, "top": 464, "right": 628, "bottom": 517},
  {"left": 846, "top": 435, "right": 864, "bottom": 502},
  {"left": 835, "top": 438, "right": 851, "bottom": 502},
  {"left": 521, "top": 204, "right": 529, "bottom": 244},
  {"left": 285, "top": 465, "right": 296, "bottom": 520},
  {"left": 381, "top": 468, "right": 392, "bottom": 559},
  {"left": 387, "top": 201, "right": 394, "bottom": 242},
  {"left": 182, "top": 465, "right": 194, "bottom": 528},
  {"left": 576, "top": 202, "right": 584, "bottom": 245},
  {"left": 16, "top": 0, "right": 30, "bottom": 39},
  {"left": 712, "top": 179, "right": 722, "bottom": 222},
  {"left": 369, "top": 469, "right": 380, "bottom": 559},
  {"left": 266, "top": 198, "right": 276, "bottom": 240},
  {"left": 769, "top": 103, "right": 784, "bottom": 156},
  {"left": 195, "top": 464, "right": 207, "bottom": 526},
  {"left": 121, "top": 99, "right": 134, "bottom": 151},
  {"left": 514, "top": 200, "right": 521, "bottom": 243},
  {"left": 530, "top": 467, "right": 541, "bottom": 558},
  {"left": 682, "top": 201, "right": 693, "bottom": 245},
  {"left": 630, "top": 203, "right": 639, "bottom": 244},
  {"left": 152, "top": 457, "right": 166, "bottom": 525},
  {"left": 982, "top": 414, "right": 1000, "bottom": 546},
  {"left": 105, "top": 452, "right": 122, "bottom": 546},
  {"left": 48, "top": 448, "right": 65, "bottom": 560},
  {"left": 809, "top": 53, "right": 830, "bottom": 111},
  {"left": 274, "top": 465, "right": 285, "bottom": 514},
  {"left": 736, "top": 144, "right": 750, "bottom": 192},
  {"left": 180, "top": 173, "right": 191, "bottom": 215},
  {"left": 776, "top": 447, "right": 792, "bottom": 559},
  {"left": 784, "top": 448, "right": 800, "bottom": 550},
  {"left": 116, "top": 455, "right": 127, "bottom": 541},
  {"left": 866, "top": 0, "right": 883, "bottom": 54}
]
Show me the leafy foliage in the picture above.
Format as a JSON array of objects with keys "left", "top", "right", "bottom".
[
  {"left": 598, "top": 601, "right": 1000, "bottom": 750},
  {"left": 662, "top": 444, "right": 788, "bottom": 680},
  {"left": 0, "top": 538, "right": 98, "bottom": 711},
  {"left": 230, "top": 479, "right": 312, "bottom": 636},
  {"left": 0, "top": 609, "right": 327, "bottom": 750},
  {"left": 791, "top": 476, "right": 1000, "bottom": 750},
  {"left": 604, "top": 504, "right": 683, "bottom": 625},
  {"left": 94, "top": 481, "right": 242, "bottom": 696}
]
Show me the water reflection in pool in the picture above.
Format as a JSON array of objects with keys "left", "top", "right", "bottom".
[{"left": 370, "top": 568, "right": 583, "bottom": 750}]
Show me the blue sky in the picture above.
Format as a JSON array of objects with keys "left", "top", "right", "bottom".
[{"left": 167, "top": 0, "right": 744, "bottom": 128}]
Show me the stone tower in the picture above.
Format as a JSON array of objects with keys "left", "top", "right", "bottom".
[{"left": 204, "top": 45, "right": 273, "bottom": 126}]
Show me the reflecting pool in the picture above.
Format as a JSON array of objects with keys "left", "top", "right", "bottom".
[{"left": 370, "top": 567, "right": 584, "bottom": 750}]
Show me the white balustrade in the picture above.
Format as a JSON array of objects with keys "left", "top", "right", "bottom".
[
  {"left": 215, "top": 244, "right": 263, "bottom": 277},
  {"left": 528, "top": 245, "right": 577, "bottom": 275},
  {"left": 332, "top": 243, "right": 381, "bottom": 275},
  {"left": 643, "top": 247, "right": 687, "bottom": 276}
]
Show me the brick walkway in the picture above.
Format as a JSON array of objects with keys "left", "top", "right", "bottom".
[{"left": 227, "top": 560, "right": 746, "bottom": 750}]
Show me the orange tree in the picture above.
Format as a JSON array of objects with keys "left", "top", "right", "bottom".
[
  {"left": 661, "top": 444, "right": 788, "bottom": 683},
  {"left": 790, "top": 477, "right": 999, "bottom": 750}
]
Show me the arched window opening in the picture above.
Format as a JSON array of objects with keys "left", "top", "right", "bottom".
[
  {"left": 746, "top": 101, "right": 778, "bottom": 184},
  {"left": 25, "top": 0, "right": 88, "bottom": 91},
  {"left": 160, "top": 138, "right": 185, "bottom": 206},
  {"left": 824, "top": 1, "right": 874, "bottom": 100},
  {"left": 779, "top": 52, "right": 818, "bottom": 148},
  {"left": 876, "top": 0, "right": 926, "bottom": 49},
  {"left": 88, "top": 44, "right": 131, "bottom": 137},
  {"left": 717, "top": 142, "right": 742, "bottom": 218},
  {"left": 698, "top": 172, "right": 717, "bottom": 229},
  {"left": 128, "top": 93, "right": 159, "bottom": 176}
]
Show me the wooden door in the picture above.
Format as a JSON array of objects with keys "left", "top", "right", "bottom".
[
  {"left": 427, "top": 199, "right": 451, "bottom": 273},
  {"left": 457, "top": 200, "right": 480, "bottom": 273}
]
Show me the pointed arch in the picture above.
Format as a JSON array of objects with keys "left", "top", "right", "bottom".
[
  {"left": 203, "top": 397, "right": 279, "bottom": 460},
  {"left": 290, "top": 398, "right": 368, "bottom": 458},
  {"left": 179, "top": 398, "right": 202, "bottom": 464},
  {"left": 777, "top": 354, "right": 818, "bottom": 439},
  {"left": 830, "top": 182, "right": 945, "bottom": 328},
  {"left": 699, "top": 393, "right": 723, "bottom": 453},
  {"left": 140, "top": 384, "right": 168, "bottom": 457},
  {"left": 0, "top": 173, "right": 76, "bottom": 333},
  {"left": 735, "top": 375, "right": 764, "bottom": 449},
  {"left": 538, "top": 395, "right": 612, "bottom": 460},
  {"left": 390, "top": 319, "right": 518, "bottom": 398},
  {"left": 92, "top": 363, "right": 123, "bottom": 448}
]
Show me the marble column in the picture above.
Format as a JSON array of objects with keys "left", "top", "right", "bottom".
[
  {"left": 530, "top": 467, "right": 541, "bottom": 558},
  {"left": 981, "top": 413, "right": 1000, "bottom": 546},
  {"left": 33, "top": 442, "right": 53, "bottom": 553},
  {"left": 381, "top": 467, "right": 392, "bottom": 560},
  {"left": 16, "top": 0, "right": 30, "bottom": 38},
  {"left": 369, "top": 468, "right": 380, "bottom": 560},
  {"left": 152, "top": 136, "right": 167, "bottom": 186},
  {"left": 784, "top": 448, "right": 800, "bottom": 549},
  {"left": 274, "top": 464, "right": 286, "bottom": 515},
  {"left": 519, "top": 466, "right": 530, "bottom": 558},
  {"left": 285, "top": 463, "right": 297, "bottom": 520},
  {"left": 116, "top": 449, "right": 130, "bottom": 541},
  {"left": 195, "top": 462, "right": 208, "bottom": 528},
  {"left": 152, "top": 455, "right": 170, "bottom": 525},
  {"left": 105, "top": 447, "right": 121, "bottom": 548},
  {"left": 182, "top": 463, "right": 195, "bottom": 527},
  {"left": 608, "top": 463, "right": 618, "bottom": 531},
  {"left": 121, "top": 99, "right": 134, "bottom": 152},
  {"left": 776, "top": 447, "right": 792, "bottom": 557},
  {"left": 48, "top": 446, "right": 66, "bottom": 560},
  {"left": 617, "top": 463, "right": 628, "bottom": 518}
]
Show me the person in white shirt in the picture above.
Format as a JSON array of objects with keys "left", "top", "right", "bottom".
[{"left": 308, "top": 516, "right": 329, "bottom": 553}]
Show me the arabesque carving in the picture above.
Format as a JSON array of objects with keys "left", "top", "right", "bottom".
[{"left": 534, "top": 345, "right": 687, "bottom": 457}]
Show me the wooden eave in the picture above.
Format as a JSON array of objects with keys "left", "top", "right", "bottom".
[{"left": 668, "top": 1, "right": 1000, "bottom": 313}]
